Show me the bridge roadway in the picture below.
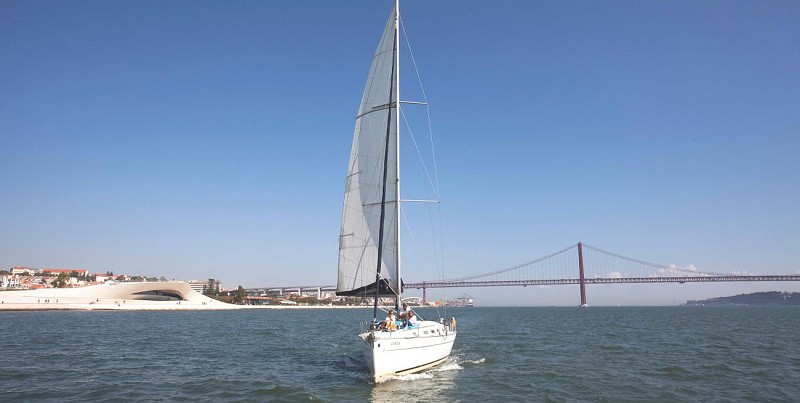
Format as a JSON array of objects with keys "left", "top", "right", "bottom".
[
  {"left": 405, "top": 275, "right": 800, "bottom": 289},
  {"left": 247, "top": 275, "right": 800, "bottom": 296}
]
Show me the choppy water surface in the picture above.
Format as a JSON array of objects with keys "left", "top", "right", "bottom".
[{"left": 1, "top": 306, "right": 798, "bottom": 401}]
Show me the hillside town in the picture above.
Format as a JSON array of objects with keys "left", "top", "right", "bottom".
[{"left": 0, "top": 266, "right": 217, "bottom": 294}]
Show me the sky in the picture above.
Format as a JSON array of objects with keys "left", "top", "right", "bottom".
[{"left": 1, "top": 0, "right": 798, "bottom": 306}]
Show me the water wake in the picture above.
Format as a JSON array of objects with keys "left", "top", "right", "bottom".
[
  {"left": 432, "top": 361, "right": 463, "bottom": 372},
  {"left": 390, "top": 372, "right": 434, "bottom": 381}
]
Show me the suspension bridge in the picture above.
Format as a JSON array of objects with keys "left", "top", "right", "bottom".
[
  {"left": 404, "top": 242, "right": 800, "bottom": 306},
  {"left": 249, "top": 242, "right": 799, "bottom": 306}
]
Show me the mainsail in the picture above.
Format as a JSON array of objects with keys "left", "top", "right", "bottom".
[{"left": 337, "top": 9, "right": 400, "bottom": 297}]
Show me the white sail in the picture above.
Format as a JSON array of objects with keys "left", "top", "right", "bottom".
[{"left": 337, "top": 9, "right": 399, "bottom": 297}]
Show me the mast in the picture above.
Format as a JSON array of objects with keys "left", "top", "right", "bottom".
[
  {"left": 393, "top": 0, "right": 402, "bottom": 312},
  {"left": 372, "top": 0, "right": 400, "bottom": 322}
]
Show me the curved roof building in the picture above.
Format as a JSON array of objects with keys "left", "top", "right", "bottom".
[{"left": 0, "top": 281, "right": 241, "bottom": 310}]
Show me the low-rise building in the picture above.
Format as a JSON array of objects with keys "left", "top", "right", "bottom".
[
  {"left": 41, "top": 268, "right": 90, "bottom": 277},
  {"left": 10, "top": 266, "right": 38, "bottom": 275},
  {"left": 1, "top": 275, "right": 21, "bottom": 288},
  {"left": 187, "top": 280, "right": 207, "bottom": 294}
]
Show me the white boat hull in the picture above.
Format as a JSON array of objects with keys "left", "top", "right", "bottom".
[{"left": 360, "top": 320, "right": 456, "bottom": 383}]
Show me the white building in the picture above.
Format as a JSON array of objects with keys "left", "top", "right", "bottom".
[
  {"left": 187, "top": 280, "right": 207, "bottom": 293},
  {"left": 187, "top": 280, "right": 222, "bottom": 294},
  {"left": 0, "top": 281, "right": 239, "bottom": 310},
  {"left": 1, "top": 275, "right": 21, "bottom": 289}
]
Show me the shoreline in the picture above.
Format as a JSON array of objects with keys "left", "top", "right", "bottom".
[
  {"left": 0, "top": 282, "right": 377, "bottom": 311},
  {"left": 0, "top": 302, "right": 375, "bottom": 311}
]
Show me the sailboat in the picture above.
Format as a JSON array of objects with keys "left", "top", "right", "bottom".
[{"left": 336, "top": 0, "right": 457, "bottom": 383}]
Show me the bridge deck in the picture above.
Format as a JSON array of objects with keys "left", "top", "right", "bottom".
[{"left": 405, "top": 275, "right": 800, "bottom": 289}]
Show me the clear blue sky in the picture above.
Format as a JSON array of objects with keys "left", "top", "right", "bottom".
[{"left": 2, "top": 0, "right": 798, "bottom": 305}]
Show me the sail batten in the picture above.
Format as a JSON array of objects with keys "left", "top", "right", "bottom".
[
  {"left": 337, "top": 9, "right": 400, "bottom": 297},
  {"left": 355, "top": 102, "right": 397, "bottom": 120}
]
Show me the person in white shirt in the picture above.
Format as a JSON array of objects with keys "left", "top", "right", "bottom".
[
  {"left": 407, "top": 310, "right": 418, "bottom": 328},
  {"left": 379, "top": 309, "right": 397, "bottom": 331},
  {"left": 399, "top": 303, "right": 414, "bottom": 327}
]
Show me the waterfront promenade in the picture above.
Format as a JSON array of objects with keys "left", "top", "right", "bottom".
[{"left": 0, "top": 281, "right": 237, "bottom": 311}]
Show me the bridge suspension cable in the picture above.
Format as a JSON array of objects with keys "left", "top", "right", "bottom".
[
  {"left": 441, "top": 243, "right": 578, "bottom": 282},
  {"left": 581, "top": 243, "right": 727, "bottom": 277},
  {"left": 404, "top": 242, "right": 799, "bottom": 306}
]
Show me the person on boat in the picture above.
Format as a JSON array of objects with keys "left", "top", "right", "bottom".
[
  {"left": 399, "top": 303, "right": 414, "bottom": 327},
  {"left": 406, "top": 310, "right": 418, "bottom": 329},
  {"left": 379, "top": 310, "right": 397, "bottom": 331}
]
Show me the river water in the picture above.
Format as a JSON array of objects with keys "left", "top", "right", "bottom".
[{"left": 1, "top": 306, "right": 798, "bottom": 401}]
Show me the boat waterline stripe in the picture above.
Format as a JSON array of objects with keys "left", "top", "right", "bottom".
[{"left": 394, "top": 355, "right": 449, "bottom": 375}]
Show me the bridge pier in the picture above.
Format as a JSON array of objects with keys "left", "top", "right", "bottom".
[{"left": 578, "top": 242, "right": 587, "bottom": 307}]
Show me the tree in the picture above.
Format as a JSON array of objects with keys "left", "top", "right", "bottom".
[
  {"left": 234, "top": 285, "right": 247, "bottom": 304},
  {"left": 52, "top": 272, "right": 68, "bottom": 288},
  {"left": 203, "top": 279, "right": 220, "bottom": 297}
]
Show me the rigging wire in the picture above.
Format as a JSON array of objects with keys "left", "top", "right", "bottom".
[
  {"left": 400, "top": 108, "right": 439, "bottom": 201},
  {"left": 399, "top": 16, "right": 446, "bottom": 318},
  {"left": 400, "top": 16, "right": 440, "bottom": 196}
]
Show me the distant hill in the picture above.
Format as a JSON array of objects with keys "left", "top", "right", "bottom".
[{"left": 685, "top": 291, "right": 800, "bottom": 306}]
